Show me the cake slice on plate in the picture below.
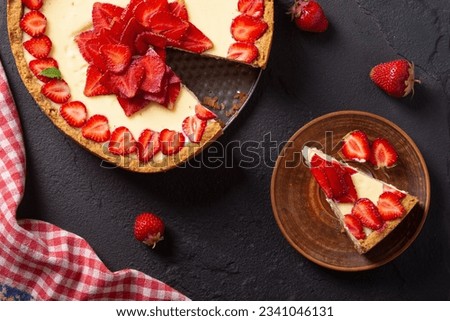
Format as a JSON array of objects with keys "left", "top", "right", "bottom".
[{"left": 302, "top": 146, "right": 419, "bottom": 254}]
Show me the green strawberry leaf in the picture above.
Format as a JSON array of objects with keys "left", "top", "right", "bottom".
[{"left": 40, "top": 67, "right": 62, "bottom": 79}]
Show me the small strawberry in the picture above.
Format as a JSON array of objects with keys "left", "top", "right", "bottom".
[
  {"left": 309, "top": 154, "right": 333, "bottom": 199},
  {"left": 29, "top": 58, "right": 59, "bottom": 83},
  {"left": 60, "top": 101, "right": 87, "bottom": 128},
  {"left": 159, "top": 129, "right": 185, "bottom": 155},
  {"left": 137, "top": 129, "right": 161, "bottom": 163},
  {"left": 344, "top": 214, "right": 366, "bottom": 240},
  {"left": 82, "top": 114, "right": 111, "bottom": 142},
  {"left": 227, "top": 42, "right": 259, "bottom": 64},
  {"left": 20, "top": 10, "right": 47, "bottom": 37},
  {"left": 377, "top": 192, "right": 405, "bottom": 221},
  {"left": 238, "top": 0, "right": 265, "bottom": 18},
  {"left": 134, "top": 212, "right": 165, "bottom": 248},
  {"left": 92, "top": 2, "right": 124, "bottom": 31},
  {"left": 108, "top": 126, "right": 137, "bottom": 156},
  {"left": 383, "top": 185, "right": 406, "bottom": 200},
  {"left": 102, "top": 62, "right": 145, "bottom": 98},
  {"left": 290, "top": 0, "right": 329, "bottom": 33},
  {"left": 341, "top": 130, "right": 371, "bottom": 162},
  {"left": 84, "top": 65, "right": 111, "bottom": 97},
  {"left": 182, "top": 115, "right": 207, "bottom": 143},
  {"left": 41, "top": 79, "right": 71, "bottom": 104},
  {"left": 23, "top": 35, "right": 52, "bottom": 59},
  {"left": 178, "top": 24, "right": 213, "bottom": 54},
  {"left": 148, "top": 12, "right": 190, "bottom": 41},
  {"left": 370, "top": 59, "right": 420, "bottom": 98},
  {"left": 101, "top": 44, "right": 132, "bottom": 74},
  {"left": 334, "top": 165, "right": 358, "bottom": 203},
  {"left": 351, "top": 198, "right": 384, "bottom": 230},
  {"left": 195, "top": 104, "right": 217, "bottom": 120},
  {"left": 134, "top": 0, "right": 170, "bottom": 28},
  {"left": 117, "top": 96, "right": 149, "bottom": 117},
  {"left": 231, "top": 14, "right": 268, "bottom": 42},
  {"left": 370, "top": 138, "right": 398, "bottom": 169},
  {"left": 22, "top": 0, "right": 43, "bottom": 10},
  {"left": 169, "top": 1, "right": 189, "bottom": 20}
]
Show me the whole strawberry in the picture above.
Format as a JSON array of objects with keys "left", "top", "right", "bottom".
[
  {"left": 370, "top": 59, "right": 421, "bottom": 98},
  {"left": 290, "top": 0, "right": 329, "bottom": 33},
  {"left": 134, "top": 212, "right": 165, "bottom": 248}
]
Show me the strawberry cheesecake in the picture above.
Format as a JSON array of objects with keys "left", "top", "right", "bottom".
[
  {"left": 302, "top": 146, "right": 419, "bottom": 254},
  {"left": 8, "top": 0, "right": 274, "bottom": 172}
]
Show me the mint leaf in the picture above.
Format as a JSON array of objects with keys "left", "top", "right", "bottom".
[{"left": 40, "top": 67, "right": 62, "bottom": 79}]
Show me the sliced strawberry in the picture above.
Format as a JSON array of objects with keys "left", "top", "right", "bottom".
[
  {"left": 383, "top": 185, "right": 406, "bottom": 200},
  {"left": 41, "top": 79, "right": 71, "bottom": 104},
  {"left": 351, "top": 198, "right": 384, "bottom": 230},
  {"left": 148, "top": 11, "right": 189, "bottom": 41},
  {"left": 370, "top": 138, "right": 398, "bottom": 169},
  {"left": 120, "top": 17, "right": 145, "bottom": 50},
  {"left": 178, "top": 24, "right": 213, "bottom": 53},
  {"left": 344, "top": 214, "right": 366, "bottom": 240},
  {"left": 74, "top": 30, "right": 97, "bottom": 63},
  {"left": 22, "top": 0, "right": 43, "bottom": 10},
  {"left": 182, "top": 115, "right": 207, "bottom": 143},
  {"left": 169, "top": 1, "right": 189, "bottom": 20},
  {"left": 60, "top": 101, "right": 87, "bottom": 128},
  {"left": 137, "top": 49, "right": 167, "bottom": 93},
  {"left": 341, "top": 130, "right": 371, "bottom": 162},
  {"left": 20, "top": 10, "right": 47, "bottom": 37},
  {"left": 309, "top": 154, "right": 333, "bottom": 199},
  {"left": 135, "top": 31, "right": 167, "bottom": 56},
  {"left": 227, "top": 42, "right": 259, "bottom": 64},
  {"left": 92, "top": 2, "right": 124, "bottom": 32},
  {"left": 238, "top": 0, "right": 265, "bottom": 18},
  {"left": 138, "top": 129, "right": 161, "bottom": 163},
  {"left": 377, "top": 192, "right": 405, "bottom": 221},
  {"left": 322, "top": 160, "right": 348, "bottom": 200},
  {"left": 101, "top": 44, "right": 132, "bottom": 74},
  {"left": 102, "top": 62, "right": 145, "bottom": 98},
  {"left": 84, "top": 65, "right": 112, "bottom": 97},
  {"left": 121, "top": 0, "right": 143, "bottom": 22},
  {"left": 23, "top": 35, "right": 52, "bottom": 59},
  {"left": 231, "top": 14, "right": 268, "bottom": 42},
  {"left": 195, "top": 104, "right": 217, "bottom": 120},
  {"left": 334, "top": 164, "right": 358, "bottom": 203},
  {"left": 159, "top": 129, "right": 185, "bottom": 156},
  {"left": 82, "top": 115, "right": 110, "bottom": 143},
  {"left": 164, "top": 69, "right": 181, "bottom": 109},
  {"left": 108, "top": 126, "right": 137, "bottom": 155},
  {"left": 29, "top": 58, "right": 59, "bottom": 83},
  {"left": 134, "top": 0, "right": 170, "bottom": 28},
  {"left": 117, "top": 96, "right": 149, "bottom": 117}
]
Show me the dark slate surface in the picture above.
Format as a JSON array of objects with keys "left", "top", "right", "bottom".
[{"left": 1, "top": 0, "right": 450, "bottom": 300}]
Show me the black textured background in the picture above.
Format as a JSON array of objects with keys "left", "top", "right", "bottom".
[{"left": 1, "top": 0, "right": 450, "bottom": 300}]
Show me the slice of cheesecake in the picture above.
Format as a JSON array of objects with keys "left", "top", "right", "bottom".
[{"left": 302, "top": 146, "right": 419, "bottom": 254}]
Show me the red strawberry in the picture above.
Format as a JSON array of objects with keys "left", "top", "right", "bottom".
[
  {"left": 117, "top": 96, "right": 149, "bottom": 117},
  {"left": 370, "top": 138, "right": 398, "bottom": 169},
  {"left": 334, "top": 165, "right": 358, "bottom": 203},
  {"left": 135, "top": 31, "right": 168, "bottom": 56},
  {"left": 159, "top": 129, "right": 185, "bottom": 155},
  {"left": 22, "top": 0, "right": 43, "bottom": 10},
  {"left": 137, "top": 129, "right": 161, "bottom": 163},
  {"left": 101, "top": 44, "right": 132, "bottom": 74},
  {"left": 20, "top": 10, "right": 47, "bottom": 37},
  {"left": 29, "top": 58, "right": 59, "bottom": 83},
  {"left": 351, "top": 198, "right": 384, "bottom": 230},
  {"left": 41, "top": 79, "right": 71, "bottom": 104},
  {"left": 23, "top": 35, "right": 52, "bottom": 59},
  {"left": 102, "top": 62, "right": 145, "bottom": 98},
  {"left": 137, "top": 49, "right": 167, "bottom": 93},
  {"left": 182, "top": 115, "right": 207, "bottom": 143},
  {"left": 341, "top": 130, "right": 371, "bottom": 162},
  {"left": 344, "top": 214, "right": 366, "bottom": 240},
  {"left": 134, "top": 212, "right": 165, "bottom": 248},
  {"left": 164, "top": 68, "right": 181, "bottom": 109},
  {"left": 108, "top": 126, "right": 137, "bottom": 156},
  {"left": 84, "top": 65, "right": 111, "bottom": 97},
  {"left": 195, "top": 104, "right": 217, "bottom": 120},
  {"left": 60, "top": 101, "right": 87, "bottom": 128},
  {"left": 148, "top": 12, "right": 190, "bottom": 41},
  {"left": 309, "top": 154, "right": 333, "bottom": 199},
  {"left": 169, "top": 1, "right": 189, "bottom": 20},
  {"left": 82, "top": 115, "right": 110, "bottom": 143},
  {"left": 231, "top": 14, "right": 268, "bottom": 42},
  {"left": 238, "top": 0, "right": 265, "bottom": 18},
  {"left": 178, "top": 23, "right": 213, "bottom": 53},
  {"left": 227, "top": 42, "right": 259, "bottom": 64},
  {"left": 377, "top": 192, "right": 405, "bottom": 221},
  {"left": 290, "top": 0, "right": 329, "bottom": 33},
  {"left": 134, "top": 0, "right": 169, "bottom": 28},
  {"left": 119, "top": 17, "right": 145, "bottom": 50},
  {"left": 92, "top": 2, "right": 124, "bottom": 31},
  {"left": 370, "top": 59, "right": 420, "bottom": 98},
  {"left": 74, "top": 30, "right": 97, "bottom": 63},
  {"left": 383, "top": 185, "right": 406, "bottom": 200}
]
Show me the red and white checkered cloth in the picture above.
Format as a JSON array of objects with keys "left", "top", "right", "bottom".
[{"left": 0, "top": 60, "right": 188, "bottom": 301}]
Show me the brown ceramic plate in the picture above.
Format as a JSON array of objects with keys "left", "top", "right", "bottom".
[{"left": 271, "top": 111, "right": 430, "bottom": 271}]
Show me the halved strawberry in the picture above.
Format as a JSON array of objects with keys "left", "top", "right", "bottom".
[
  {"left": 134, "top": 0, "right": 170, "bottom": 28},
  {"left": 60, "top": 101, "right": 87, "bottom": 128},
  {"left": 351, "top": 198, "right": 384, "bottom": 230},
  {"left": 23, "top": 35, "right": 52, "bottom": 59},
  {"left": 231, "top": 14, "right": 268, "bottom": 42},
  {"left": 41, "top": 79, "right": 71, "bottom": 104},
  {"left": 22, "top": 0, "right": 43, "bottom": 10},
  {"left": 138, "top": 129, "right": 161, "bottom": 163},
  {"left": 84, "top": 65, "right": 111, "bottom": 97},
  {"left": 195, "top": 104, "right": 217, "bottom": 120},
  {"left": 117, "top": 96, "right": 149, "bottom": 117},
  {"left": 20, "top": 10, "right": 47, "bottom": 37},
  {"left": 182, "top": 115, "right": 207, "bottom": 143},
  {"left": 29, "top": 58, "right": 59, "bottom": 83},
  {"left": 370, "top": 138, "right": 398, "bottom": 169},
  {"left": 108, "top": 126, "right": 137, "bottom": 155},
  {"left": 344, "top": 214, "right": 366, "bottom": 240},
  {"left": 102, "top": 62, "right": 145, "bottom": 98},
  {"left": 377, "top": 192, "right": 405, "bottom": 221},
  {"left": 238, "top": 0, "right": 265, "bottom": 18},
  {"left": 341, "top": 130, "right": 371, "bottom": 162},
  {"left": 227, "top": 42, "right": 259, "bottom": 64},
  {"left": 169, "top": 1, "right": 189, "bottom": 20},
  {"left": 101, "top": 44, "right": 132, "bottom": 74},
  {"left": 178, "top": 24, "right": 213, "bottom": 53},
  {"left": 383, "top": 185, "right": 406, "bottom": 200},
  {"left": 159, "top": 129, "right": 185, "bottom": 155},
  {"left": 92, "top": 2, "right": 124, "bottom": 31},
  {"left": 82, "top": 115, "right": 110, "bottom": 142}
]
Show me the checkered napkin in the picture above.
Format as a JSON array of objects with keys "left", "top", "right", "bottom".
[{"left": 0, "top": 60, "right": 188, "bottom": 301}]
